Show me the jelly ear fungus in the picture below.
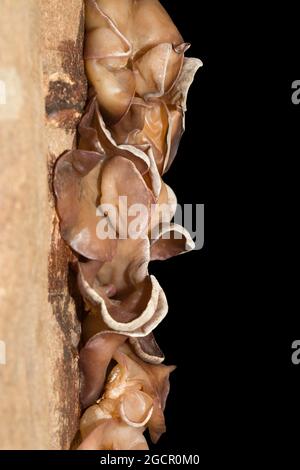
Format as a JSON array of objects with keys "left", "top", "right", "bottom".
[{"left": 54, "top": 0, "right": 202, "bottom": 450}]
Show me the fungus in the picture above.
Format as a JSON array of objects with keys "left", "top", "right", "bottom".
[
  {"left": 53, "top": 0, "right": 201, "bottom": 449},
  {"left": 79, "top": 342, "right": 175, "bottom": 448}
]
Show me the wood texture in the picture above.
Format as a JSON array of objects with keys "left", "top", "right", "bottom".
[{"left": 0, "top": 0, "right": 86, "bottom": 449}]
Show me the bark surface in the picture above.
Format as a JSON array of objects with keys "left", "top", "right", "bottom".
[{"left": 0, "top": 0, "right": 86, "bottom": 449}]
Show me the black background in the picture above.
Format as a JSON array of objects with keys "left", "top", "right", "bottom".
[
  {"left": 273, "top": 16, "right": 300, "bottom": 458},
  {"left": 151, "top": 0, "right": 300, "bottom": 457}
]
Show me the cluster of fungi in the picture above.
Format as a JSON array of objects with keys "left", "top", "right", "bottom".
[{"left": 54, "top": 0, "right": 201, "bottom": 450}]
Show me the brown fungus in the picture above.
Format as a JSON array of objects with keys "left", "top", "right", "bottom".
[
  {"left": 53, "top": 0, "right": 201, "bottom": 450},
  {"left": 79, "top": 342, "right": 175, "bottom": 448}
]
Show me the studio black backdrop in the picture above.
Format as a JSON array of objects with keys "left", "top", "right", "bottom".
[{"left": 271, "top": 17, "right": 300, "bottom": 457}]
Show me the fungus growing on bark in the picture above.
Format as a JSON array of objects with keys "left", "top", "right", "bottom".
[
  {"left": 53, "top": 0, "right": 201, "bottom": 449},
  {"left": 78, "top": 343, "right": 175, "bottom": 449}
]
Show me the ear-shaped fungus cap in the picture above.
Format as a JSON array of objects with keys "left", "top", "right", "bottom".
[
  {"left": 79, "top": 341, "right": 175, "bottom": 448},
  {"left": 53, "top": 0, "right": 202, "bottom": 450}
]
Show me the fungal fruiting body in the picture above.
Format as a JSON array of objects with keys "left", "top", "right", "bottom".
[
  {"left": 78, "top": 343, "right": 176, "bottom": 450},
  {"left": 54, "top": 0, "right": 202, "bottom": 450}
]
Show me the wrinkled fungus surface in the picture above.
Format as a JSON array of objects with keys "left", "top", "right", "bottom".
[{"left": 54, "top": 0, "right": 201, "bottom": 449}]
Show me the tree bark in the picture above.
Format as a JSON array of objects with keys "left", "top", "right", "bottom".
[{"left": 0, "top": 0, "right": 86, "bottom": 449}]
